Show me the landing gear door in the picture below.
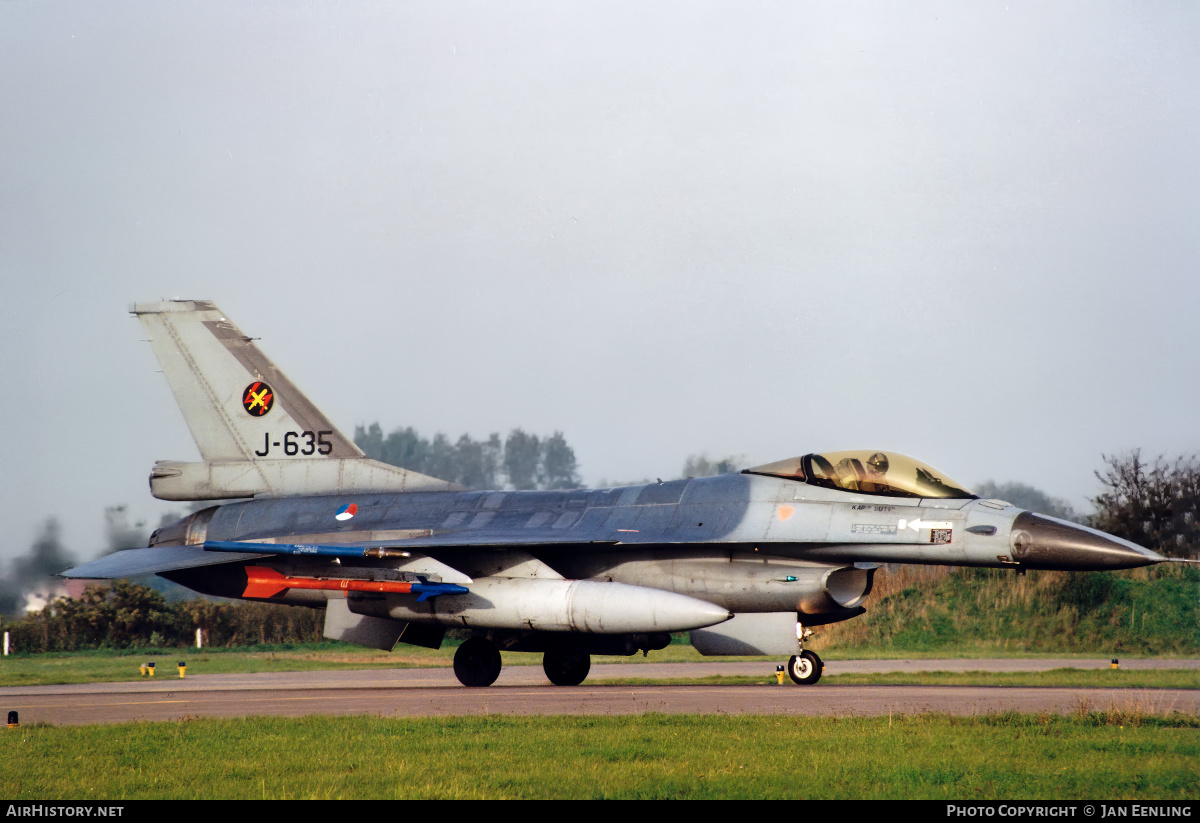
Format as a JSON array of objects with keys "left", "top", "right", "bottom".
[{"left": 691, "top": 612, "right": 802, "bottom": 656}]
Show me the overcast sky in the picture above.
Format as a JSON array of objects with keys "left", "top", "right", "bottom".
[{"left": 2, "top": 2, "right": 1198, "bottom": 566}]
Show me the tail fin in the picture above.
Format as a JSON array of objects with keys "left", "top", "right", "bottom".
[
  {"left": 135, "top": 300, "right": 453, "bottom": 500},
  {"left": 134, "top": 300, "right": 360, "bottom": 461}
]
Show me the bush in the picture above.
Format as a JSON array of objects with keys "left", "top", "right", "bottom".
[{"left": 2, "top": 582, "right": 323, "bottom": 653}]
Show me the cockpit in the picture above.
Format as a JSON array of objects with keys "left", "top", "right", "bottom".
[{"left": 743, "top": 450, "right": 976, "bottom": 500}]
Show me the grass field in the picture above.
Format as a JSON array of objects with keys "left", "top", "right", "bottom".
[
  {"left": 3, "top": 646, "right": 1197, "bottom": 799},
  {"left": 0, "top": 645, "right": 450, "bottom": 686},
  {"left": 3, "top": 713, "right": 1197, "bottom": 800}
]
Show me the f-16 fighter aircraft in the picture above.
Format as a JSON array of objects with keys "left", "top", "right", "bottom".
[{"left": 63, "top": 301, "right": 1165, "bottom": 687}]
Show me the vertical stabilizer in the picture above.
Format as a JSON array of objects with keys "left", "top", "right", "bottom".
[
  {"left": 134, "top": 300, "right": 453, "bottom": 500},
  {"left": 134, "top": 300, "right": 361, "bottom": 462}
]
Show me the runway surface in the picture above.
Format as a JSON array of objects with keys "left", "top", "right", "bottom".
[{"left": 3, "top": 659, "right": 1197, "bottom": 726}]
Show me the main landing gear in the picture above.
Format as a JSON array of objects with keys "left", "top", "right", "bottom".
[
  {"left": 542, "top": 651, "right": 591, "bottom": 686},
  {"left": 453, "top": 637, "right": 502, "bottom": 687},
  {"left": 451, "top": 638, "right": 594, "bottom": 687},
  {"left": 787, "top": 649, "right": 823, "bottom": 685}
]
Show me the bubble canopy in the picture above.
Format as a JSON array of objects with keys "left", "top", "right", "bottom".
[{"left": 744, "top": 450, "right": 976, "bottom": 500}]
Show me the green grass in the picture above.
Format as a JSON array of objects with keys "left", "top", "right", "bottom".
[
  {"left": 826, "top": 668, "right": 1200, "bottom": 689},
  {"left": 817, "top": 564, "right": 1200, "bottom": 656},
  {"left": 3, "top": 713, "right": 1197, "bottom": 799},
  {"left": 0, "top": 645, "right": 448, "bottom": 686}
]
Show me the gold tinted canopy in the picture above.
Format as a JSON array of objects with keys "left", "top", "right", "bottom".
[{"left": 745, "top": 450, "right": 975, "bottom": 500}]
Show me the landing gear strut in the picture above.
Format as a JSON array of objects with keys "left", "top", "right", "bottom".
[
  {"left": 543, "top": 651, "right": 591, "bottom": 686},
  {"left": 787, "top": 649, "right": 822, "bottom": 685},
  {"left": 453, "top": 637, "right": 502, "bottom": 687},
  {"left": 786, "top": 622, "right": 821, "bottom": 685}
]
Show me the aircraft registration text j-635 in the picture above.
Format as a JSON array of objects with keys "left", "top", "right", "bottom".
[
  {"left": 253, "top": 430, "right": 336, "bottom": 457},
  {"left": 63, "top": 300, "right": 1170, "bottom": 690}
]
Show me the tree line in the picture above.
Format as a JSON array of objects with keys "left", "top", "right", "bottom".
[
  {"left": 1090, "top": 450, "right": 1200, "bottom": 558},
  {"left": 354, "top": 423, "right": 582, "bottom": 490},
  {"left": 3, "top": 580, "right": 323, "bottom": 653},
  {"left": 974, "top": 452, "right": 1200, "bottom": 558}
]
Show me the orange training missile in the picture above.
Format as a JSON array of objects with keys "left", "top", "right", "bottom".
[{"left": 242, "top": 566, "right": 467, "bottom": 601}]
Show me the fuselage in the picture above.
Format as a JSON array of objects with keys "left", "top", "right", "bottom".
[{"left": 153, "top": 472, "right": 1160, "bottom": 621}]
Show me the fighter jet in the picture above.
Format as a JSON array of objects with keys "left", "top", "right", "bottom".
[{"left": 63, "top": 300, "right": 1165, "bottom": 687}]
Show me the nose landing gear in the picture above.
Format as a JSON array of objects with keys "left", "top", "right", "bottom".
[
  {"left": 786, "top": 624, "right": 822, "bottom": 685},
  {"left": 787, "top": 649, "right": 823, "bottom": 685}
]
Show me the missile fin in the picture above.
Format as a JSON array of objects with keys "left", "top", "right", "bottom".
[{"left": 242, "top": 566, "right": 289, "bottom": 598}]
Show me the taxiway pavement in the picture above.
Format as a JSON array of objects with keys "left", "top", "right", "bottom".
[{"left": 2, "top": 659, "right": 1196, "bottom": 726}]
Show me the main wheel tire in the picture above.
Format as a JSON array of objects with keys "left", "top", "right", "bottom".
[
  {"left": 787, "top": 650, "right": 822, "bottom": 685},
  {"left": 453, "top": 637, "right": 502, "bottom": 687},
  {"left": 543, "top": 652, "right": 591, "bottom": 686}
]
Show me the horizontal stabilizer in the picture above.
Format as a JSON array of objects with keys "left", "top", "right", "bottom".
[
  {"left": 62, "top": 545, "right": 271, "bottom": 579},
  {"left": 150, "top": 458, "right": 455, "bottom": 501}
]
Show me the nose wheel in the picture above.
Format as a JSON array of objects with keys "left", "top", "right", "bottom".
[{"left": 787, "top": 649, "right": 823, "bottom": 685}]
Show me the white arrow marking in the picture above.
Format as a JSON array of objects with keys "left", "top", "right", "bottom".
[{"left": 898, "top": 519, "right": 954, "bottom": 532}]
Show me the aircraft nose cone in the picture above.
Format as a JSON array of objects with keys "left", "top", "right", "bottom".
[{"left": 1009, "top": 512, "right": 1164, "bottom": 570}]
